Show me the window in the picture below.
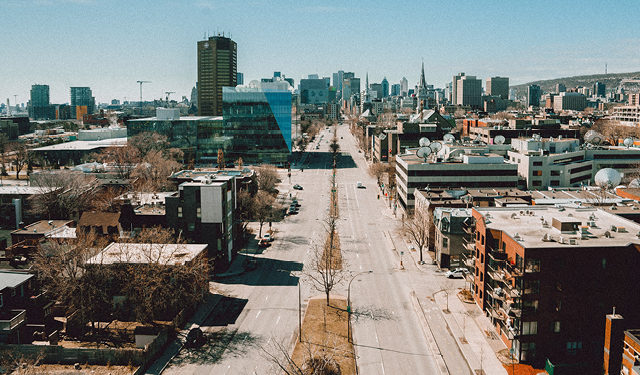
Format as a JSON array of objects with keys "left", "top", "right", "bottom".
[
  {"left": 480, "top": 272, "right": 483, "bottom": 281},
  {"left": 196, "top": 207, "right": 202, "bottom": 219},
  {"left": 532, "top": 180, "right": 542, "bottom": 186},
  {"left": 525, "top": 258, "right": 541, "bottom": 273},
  {"left": 0, "top": 294, "right": 3, "bottom": 307},
  {"left": 566, "top": 341, "right": 582, "bottom": 355},
  {"left": 188, "top": 223, "right": 195, "bottom": 231},
  {"left": 442, "top": 237, "right": 449, "bottom": 248},
  {"left": 554, "top": 299, "right": 562, "bottom": 312},
  {"left": 522, "top": 321, "right": 538, "bottom": 335},
  {"left": 520, "top": 342, "right": 536, "bottom": 361},
  {"left": 480, "top": 254, "right": 484, "bottom": 263},
  {"left": 178, "top": 206, "right": 183, "bottom": 218},
  {"left": 11, "top": 288, "right": 16, "bottom": 297},
  {"left": 550, "top": 170, "right": 560, "bottom": 176},
  {"left": 550, "top": 180, "right": 560, "bottom": 186},
  {"left": 481, "top": 235, "right": 485, "bottom": 245},
  {"left": 524, "top": 299, "right": 539, "bottom": 312},
  {"left": 532, "top": 170, "right": 543, "bottom": 176},
  {"left": 533, "top": 161, "right": 542, "bottom": 166},
  {"left": 553, "top": 321, "right": 561, "bottom": 333},
  {"left": 523, "top": 280, "right": 540, "bottom": 295}
]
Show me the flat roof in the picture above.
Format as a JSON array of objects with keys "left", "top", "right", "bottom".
[
  {"left": 128, "top": 116, "right": 222, "bottom": 122},
  {"left": 32, "top": 138, "right": 127, "bottom": 151},
  {"left": 86, "top": 242, "right": 208, "bottom": 266},
  {"left": 0, "top": 271, "right": 34, "bottom": 291},
  {"left": 531, "top": 189, "right": 626, "bottom": 205},
  {"left": 0, "top": 185, "right": 57, "bottom": 195},
  {"left": 475, "top": 206, "right": 640, "bottom": 248},
  {"left": 12, "top": 220, "right": 74, "bottom": 235}
]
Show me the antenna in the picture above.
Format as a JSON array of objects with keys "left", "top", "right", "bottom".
[
  {"left": 418, "top": 137, "right": 431, "bottom": 147},
  {"left": 605, "top": 63, "right": 608, "bottom": 75},
  {"left": 416, "top": 146, "right": 431, "bottom": 162},
  {"left": 165, "top": 91, "right": 175, "bottom": 106},
  {"left": 494, "top": 135, "right": 506, "bottom": 145}
]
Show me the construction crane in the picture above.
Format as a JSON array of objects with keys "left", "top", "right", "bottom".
[
  {"left": 165, "top": 91, "right": 175, "bottom": 106},
  {"left": 136, "top": 80, "right": 151, "bottom": 113}
]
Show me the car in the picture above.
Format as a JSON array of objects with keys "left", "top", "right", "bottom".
[
  {"left": 258, "top": 239, "right": 271, "bottom": 248},
  {"left": 288, "top": 208, "right": 299, "bottom": 215},
  {"left": 185, "top": 326, "right": 206, "bottom": 348},
  {"left": 356, "top": 181, "right": 365, "bottom": 189},
  {"left": 293, "top": 184, "right": 303, "bottom": 190},
  {"left": 262, "top": 233, "right": 274, "bottom": 242},
  {"left": 445, "top": 268, "right": 469, "bottom": 279}
]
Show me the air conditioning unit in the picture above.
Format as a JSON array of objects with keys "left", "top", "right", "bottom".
[
  {"left": 559, "top": 236, "right": 566, "bottom": 244},
  {"left": 618, "top": 226, "right": 627, "bottom": 233},
  {"left": 569, "top": 238, "right": 577, "bottom": 245}
]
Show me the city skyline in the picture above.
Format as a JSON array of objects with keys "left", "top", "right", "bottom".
[{"left": 2, "top": 0, "right": 640, "bottom": 103}]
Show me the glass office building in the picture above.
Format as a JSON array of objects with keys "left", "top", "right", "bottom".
[{"left": 126, "top": 87, "right": 292, "bottom": 166}]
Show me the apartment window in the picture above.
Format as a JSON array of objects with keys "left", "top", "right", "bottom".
[
  {"left": 554, "top": 299, "right": 562, "bottom": 312},
  {"left": 524, "top": 280, "right": 540, "bottom": 295},
  {"left": 178, "top": 207, "right": 183, "bottom": 218},
  {"left": 522, "top": 321, "right": 538, "bottom": 335},
  {"left": 550, "top": 170, "right": 560, "bottom": 176},
  {"left": 602, "top": 258, "right": 607, "bottom": 269},
  {"left": 533, "top": 161, "right": 542, "bottom": 166},
  {"left": 553, "top": 321, "right": 561, "bottom": 333},
  {"left": 550, "top": 180, "right": 560, "bottom": 186},
  {"left": 481, "top": 235, "right": 485, "bottom": 245},
  {"left": 524, "top": 299, "right": 539, "bottom": 312},
  {"left": 532, "top": 180, "right": 542, "bottom": 186},
  {"left": 442, "top": 237, "right": 449, "bottom": 248},
  {"left": 11, "top": 288, "right": 16, "bottom": 297},
  {"left": 525, "top": 258, "right": 541, "bottom": 273},
  {"left": 520, "top": 342, "right": 536, "bottom": 361},
  {"left": 0, "top": 294, "right": 3, "bottom": 307},
  {"left": 566, "top": 341, "right": 582, "bottom": 355},
  {"left": 188, "top": 223, "right": 195, "bottom": 232},
  {"left": 532, "top": 170, "right": 542, "bottom": 176},
  {"left": 480, "top": 272, "right": 483, "bottom": 281},
  {"left": 196, "top": 207, "right": 202, "bottom": 219},
  {"left": 480, "top": 254, "right": 484, "bottom": 263}
]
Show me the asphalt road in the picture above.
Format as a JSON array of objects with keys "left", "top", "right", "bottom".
[{"left": 159, "top": 123, "right": 471, "bottom": 374}]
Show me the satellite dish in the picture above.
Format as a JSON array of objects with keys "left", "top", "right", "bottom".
[
  {"left": 430, "top": 141, "right": 442, "bottom": 153},
  {"left": 494, "top": 135, "right": 506, "bottom": 145},
  {"left": 624, "top": 137, "right": 634, "bottom": 147},
  {"left": 443, "top": 134, "right": 455, "bottom": 144},
  {"left": 585, "top": 130, "right": 603, "bottom": 145},
  {"left": 419, "top": 137, "right": 431, "bottom": 147},
  {"left": 416, "top": 146, "right": 432, "bottom": 161},
  {"left": 629, "top": 178, "right": 640, "bottom": 188},
  {"left": 594, "top": 168, "right": 622, "bottom": 188}
]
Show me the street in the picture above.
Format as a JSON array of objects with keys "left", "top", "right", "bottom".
[{"left": 157, "top": 123, "right": 473, "bottom": 374}]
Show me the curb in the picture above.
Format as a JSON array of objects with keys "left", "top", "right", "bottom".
[{"left": 410, "top": 290, "right": 450, "bottom": 375}]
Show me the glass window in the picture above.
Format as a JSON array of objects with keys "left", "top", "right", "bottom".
[
  {"left": 553, "top": 321, "right": 561, "bottom": 333},
  {"left": 532, "top": 170, "right": 543, "bottom": 176},
  {"left": 178, "top": 206, "right": 183, "bottom": 218},
  {"left": 196, "top": 207, "right": 201, "bottom": 219},
  {"left": 522, "top": 321, "right": 538, "bottom": 335},
  {"left": 443, "top": 237, "right": 449, "bottom": 248},
  {"left": 525, "top": 258, "right": 541, "bottom": 273},
  {"left": 533, "top": 161, "right": 542, "bottom": 166}
]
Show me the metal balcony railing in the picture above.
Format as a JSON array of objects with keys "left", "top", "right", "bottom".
[{"left": 0, "top": 309, "right": 26, "bottom": 331}]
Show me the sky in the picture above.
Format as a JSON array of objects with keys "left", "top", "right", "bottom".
[{"left": 1, "top": 0, "right": 639, "bottom": 104}]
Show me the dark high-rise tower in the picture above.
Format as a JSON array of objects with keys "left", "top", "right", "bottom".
[
  {"left": 70, "top": 87, "right": 95, "bottom": 114},
  {"left": 197, "top": 35, "right": 237, "bottom": 116}
]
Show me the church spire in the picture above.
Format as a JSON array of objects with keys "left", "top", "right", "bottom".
[
  {"left": 419, "top": 60, "right": 427, "bottom": 89},
  {"left": 366, "top": 72, "right": 369, "bottom": 88}
]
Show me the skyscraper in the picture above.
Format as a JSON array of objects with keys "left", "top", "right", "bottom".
[
  {"left": 29, "top": 84, "right": 55, "bottom": 120},
  {"left": 391, "top": 84, "right": 401, "bottom": 96},
  {"left": 70, "top": 87, "right": 95, "bottom": 114},
  {"left": 197, "top": 36, "right": 237, "bottom": 116},
  {"left": 400, "top": 77, "right": 409, "bottom": 97},
  {"left": 486, "top": 77, "right": 509, "bottom": 100},
  {"left": 452, "top": 73, "right": 466, "bottom": 106},
  {"left": 456, "top": 75, "right": 482, "bottom": 108},
  {"left": 527, "top": 84, "right": 541, "bottom": 107},
  {"left": 237, "top": 72, "right": 244, "bottom": 85},
  {"left": 333, "top": 70, "right": 344, "bottom": 92},
  {"left": 593, "top": 81, "right": 606, "bottom": 97},
  {"left": 381, "top": 77, "right": 389, "bottom": 98}
]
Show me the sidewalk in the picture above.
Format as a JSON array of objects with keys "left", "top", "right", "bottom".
[{"left": 398, "top": 230, "right": 508, "bottom": 375}]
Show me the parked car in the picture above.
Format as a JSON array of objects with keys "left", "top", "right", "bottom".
[
  {"left": 293, "top": 184, "right": 303, "bottom": 190},
  {"left": 445, "top": 268, "right": 469, "bottom": 279},
  {"left": 262, "top": 233, "right": 274, "bottom": 242},
  {"left": 185, "top": 325, "right": 206, "bottom": 348},
  {"left": 288, "top": 207, "right": 299, "bottom": 215},
  {"left": 258, "top": 239, "right": 271, "bottom": 248},
  {"left": 356, "top": 181, "right": 365, "bottom": 189}
]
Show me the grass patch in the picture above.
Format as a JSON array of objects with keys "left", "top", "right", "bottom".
[{"left": 292, "top": 296, "right": 356, "bottom": 375}]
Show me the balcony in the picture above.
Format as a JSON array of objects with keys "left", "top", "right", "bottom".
[
  {"left": 0, "top": 309, "right": 26, "bottom": 331},
  {"left": 505, "top": 262, "right": 523, "bottom": 279}
]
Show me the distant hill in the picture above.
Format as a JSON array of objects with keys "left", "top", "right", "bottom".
[{"left": 511, "top": 71, "right": 640, "bottom": 97}]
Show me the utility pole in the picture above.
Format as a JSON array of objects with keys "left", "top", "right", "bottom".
[{"left": 136, "top": 80, "right": 151, "bottom": 115}]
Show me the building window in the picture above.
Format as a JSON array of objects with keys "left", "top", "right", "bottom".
[
  {"left": 566, "top": 341, "right": 582, "bottom": 355},
  {"left": 178, "top": 207, "right": 183, "bottom": 218},
  {"left": 533, "top": 161, "right": 542, "bottom": 166},
  {"left": 11, "top": 288, "right": 16, "bottom": 297},
  {"left": 524, "top": 299, "right": 539, "bottom": 312},
  {"left": 550, "top": 180, "right": 560, "bottom": 186},
  {"left": 532, "top": 180, "right": 542, "bottom": 186},
  {"left": 196, "top": 207, "right": 202, "bottom": 219},
  {"left": 550, "top": 170, "right": 560, "bottom": 176},
  {"left": 525, "top": 258, "right": 540, "bottom": 273},
  {"left": 522, "top": 321, "right": 538, "bottom": 335},
  {"left": 553, "top": 321, "right": 561, "bottom": 333},
  {"left": 0, "top": 294, "right": 3, "bottom": 307},
  {"left": 523, "top": 279, "right": 540, "bottom": 295},
  {"left": 481, "top": 235, "right": 485, "bottom": 245},
  {"left": 443, "top": 237, "right": 449, "bottom": 248},
  {"left": 188, "top": 223, "right": 195, "bottom": 231},
  {"left": 480, "top": 272, "right": 483, "bottom": 281}
]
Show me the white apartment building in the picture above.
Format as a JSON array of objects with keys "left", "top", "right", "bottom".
[{"left": 610, "top": 105, "right": 640, "bottom": 127}]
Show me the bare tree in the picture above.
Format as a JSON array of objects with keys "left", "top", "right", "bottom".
[
  {"left": 13, "top": 143, "right": 30, "bottom": 179},
  {"left": 29, "top": 170, "right": 100, "bottom": 220},
  {"left": 131, "top": 149, "right": 180, "bottom": 192},
  {"left": 217, "top": 148, "right": 225, "bottom": 169},
  {"left": 0, "top": 349, "right": 44, "bottom": 375},
  {"left": 0, "top": 134, "right": 7, "bottom": 180},
  {"left": 306, "top": 215, "right": 347, "bottom": 306},
  {"left": 128, "top": 132, "right": 171, "bottom": 159},
  {"left": 235, "top": 189, "right": 254, "bottom": 235},
  {"left": 368, "top": 162, "right": 386, "bottom": 186},
  {"left": 97, "top": 145, "right": 140, "bottom": 179},
  {"left": 253, "top": 190, "right": 277, "bottom": 238},
  {"left": 403, "top": 208, "right": 431, "bottom": 264},
  {"left": 255, "top": 164, "right": 280, "bottom": 193},
  {"left": 260, "top": 336, "right": 342, "bottom": 375}
]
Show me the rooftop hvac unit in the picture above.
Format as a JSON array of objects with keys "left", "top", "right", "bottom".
[
  {"left": 611, "top": 225, "right": 618, "bottom": 232},
  {"left": 559, "top": 236, "right": 566, "bottom": 244},
  {"left": 569, "top": 238, "right": 577, "bottom": 245}
]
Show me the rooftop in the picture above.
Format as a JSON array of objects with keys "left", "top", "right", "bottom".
[
  {"left": 475, "top": 206, "right": 640, "bottom": 248},
  {"left": 86, "top": 242, "right": 208, "bottom": 266},
  {"left": 170, "top": 168, "right": 254, "bottom": 180},
  {"left": 12, "top": 220, "right": 74, "bottom": 236},
  {"left": 32, "top": 138, "right": 127, "bottom": 151},
  {"left": 531, "top": 189, "right": 627, "bottom": 205},
  {"left": 0, "top": 270, "right": 34, "bottom": 291},
  {"left": 0, "top": 185, "right": 57, "bottom": 195},
  {"left": 128, "top": 115, "right": 222, "bottom": 122}
]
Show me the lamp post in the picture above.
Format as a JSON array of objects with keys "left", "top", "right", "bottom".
[{"left": 347, "top": 270, "right": 373, "bottom": 343}]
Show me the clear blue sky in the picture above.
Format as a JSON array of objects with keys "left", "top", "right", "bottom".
[{"left": 2, "top": 0, "right": 639, "bottom": 104}]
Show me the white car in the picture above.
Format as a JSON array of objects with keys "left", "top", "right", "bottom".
[
  {"left": 356, "top": 181, "right": 365, "bottom": 189},
  {"left": 262, "top": 234, "right": 274, "bottom": 242},
  {"left": 445, "top": 268, "right": 469, "bottom": 279}
]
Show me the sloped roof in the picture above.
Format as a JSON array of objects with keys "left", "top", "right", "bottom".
[
  {"left": 0, "top": 271, "right": 33, "bottom": 291},
  {"left": 79, "top": 211, "right": 121, "bottom": 229}
]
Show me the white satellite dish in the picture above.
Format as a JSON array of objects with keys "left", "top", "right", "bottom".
[
  {"left": 443, "top": 134, "right": 455, "bottom": 144},
  {"left": 585, "top": 130, "right": 603, "bottom": 145},
  {"left": 594, "top": 168, "right": 622, "bottom": 188},
  {"left": 416, "top": 146, "right": 431, "bottom": 161},
  {"left": 624, "top": 137, "right": 634, "bottom": 147},
  {"left": 494, "top": 135, "right": 506, "bottom": 145},
  {"left": 419, "top": 137, "right": 431, "bottom": 147},
  {"left": 430, "top": 141, "right": 442, "bottom": 153}
]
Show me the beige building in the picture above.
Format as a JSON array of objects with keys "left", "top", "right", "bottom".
[{"left": 553, "top": 92, "right": 587, "bottom": 112}]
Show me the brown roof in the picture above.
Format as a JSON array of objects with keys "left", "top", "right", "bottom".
[
  {"left": 12, "top": 220, "right": 74, "bottom": 235},
  {"left": 79, "top": 211, "right": 121, "bottom": 229}
]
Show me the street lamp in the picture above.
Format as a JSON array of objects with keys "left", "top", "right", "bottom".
[{"left": 347, "top": 270, "right": 373, "bottom": 343}]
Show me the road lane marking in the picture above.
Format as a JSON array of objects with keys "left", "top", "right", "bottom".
[
  {"left": 256, "top": 311, "right": 261, "bottom": 318},
  {"left": 275, "top": 315, "right": 281, "bottom": 325}
]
